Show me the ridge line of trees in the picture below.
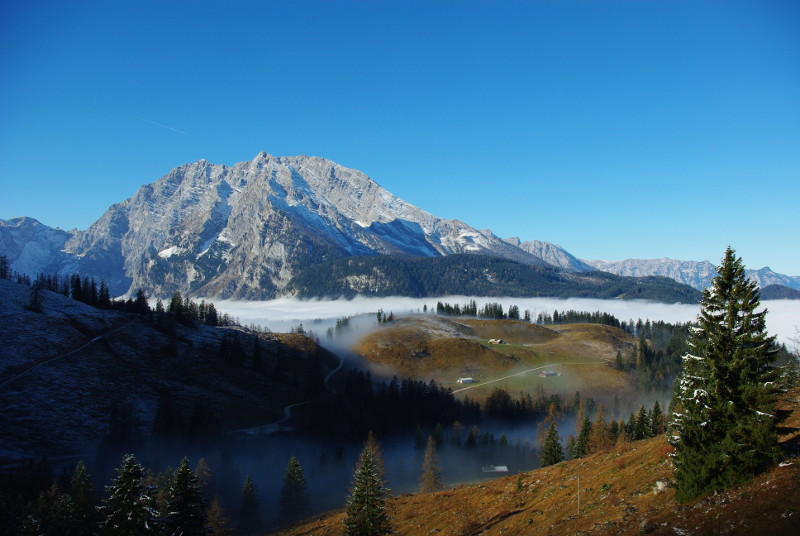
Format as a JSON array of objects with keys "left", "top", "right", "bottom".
[{"left": 0, "top": 258, "right": 238, "bottom": 327}]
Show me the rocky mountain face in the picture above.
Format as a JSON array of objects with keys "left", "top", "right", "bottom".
[
  {"left": 745, "top": 267, "right": 800, "bottom": 291},
  {"left": 1, "top": 153, "right": 549, "bottom": 299},
  {"left": 584, "top": 258, "right": 719, "bottom": 290},
  {"left": 584, "top": 258, "right": 800, "bottom": 291},
  {"left": 504, "top": 238, "right": 594, "bottom": 271},
  {"left": 0, "top": 217, "right": 73, "bottom": 275}
]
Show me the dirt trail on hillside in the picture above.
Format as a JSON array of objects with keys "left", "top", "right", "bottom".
[
  {"left": 452, "top": 361, "right": 606, "bottom": 393},
  {"left": 0, "top": 320, "right": 135, "bottom": 390}
]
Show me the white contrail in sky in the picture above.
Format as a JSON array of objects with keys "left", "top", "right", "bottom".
[{"left": 133, "top": 115, "right": 186, "bottom": 135}]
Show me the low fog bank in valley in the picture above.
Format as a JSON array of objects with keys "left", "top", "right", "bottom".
[{"left": 215, "top": 296, "right": 799, "bottom": 346}]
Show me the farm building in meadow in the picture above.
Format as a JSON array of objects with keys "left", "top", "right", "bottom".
[
  {"left": 488, "top": 338, "right": 505, "bottom": 344},
  {"left": 482, "top": 465, "right": 509, "bottom": 474},
  {"left": 457, "top": 377, "right": 477, "bottom": 384},
  {"left": 538, "top": 370, "right": 561, "bottom": 377}
]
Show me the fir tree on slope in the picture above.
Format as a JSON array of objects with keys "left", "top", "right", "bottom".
[
  {"left": 650, "top": 400, "right": 665, "bottom": 436},
  {"left": 572, "top": 414, "right": 592, "bottom": 459},
  {"left": 100, "top": 454, "right": 157, "bottom": 535},
  {"left": 237, "top": 475, "right": 262, "bottom": 535},
  {"left": 279, "top": 455, "right": 311, "bottom": 524},
  {"left": 669, "top": 247, "right": 780, "bottom": 502},
  {"left": 70, "top": 460, "right": 97, "bottom": 535},
  {"left": 633, "top": 406, "right": 649, "bottom": 440},
  {"left": 163, "top": 457, "right": 207, "bottom": 536},
  {"left": 540, "top": 422, "right": 564, "bottom": 467},
  {"left": 343, "top": 436, "right": 392, "bottom": 536}
]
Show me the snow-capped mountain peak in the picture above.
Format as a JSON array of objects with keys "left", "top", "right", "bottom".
[{"left": 1, "top": 154, "right": 551, "bottom": 298}]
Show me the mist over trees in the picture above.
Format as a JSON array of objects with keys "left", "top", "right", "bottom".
[{"left": 301, "top": 371, "right": 480, "bottom": 440}]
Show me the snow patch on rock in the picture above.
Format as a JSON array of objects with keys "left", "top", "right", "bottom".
[{"left": 158, "top": 246, "right": 180, "bottom": 259}]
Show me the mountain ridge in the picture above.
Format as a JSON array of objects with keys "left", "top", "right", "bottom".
[
  {"left": 504, "top": 237, "right": 594, "bottom": 271},
  {"left": 584, "top": 257, "right": 800, "bottom": 291},
  {"left": 1, "top": 152, "right": 796, "bottom": 298}
]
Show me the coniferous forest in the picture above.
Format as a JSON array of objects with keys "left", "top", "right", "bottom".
[{"left": 286, "top": 254, "right": 702, "bottom": 302}]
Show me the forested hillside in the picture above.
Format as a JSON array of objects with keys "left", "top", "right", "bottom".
[
  {"left": 287, "top": 254, "right": 702, "bottom": 302},
  {"left": 761, "top": 284, "right": 800, "bottom": 300},
  {"left": 0, "top": 277, "right": 337, "bottom": 457}
]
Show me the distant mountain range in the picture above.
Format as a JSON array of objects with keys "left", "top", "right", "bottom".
[
  {"left": 0, "top": 152, "right": 796, "bottom": 300},
  {"left": 583, "top": 258, "right": 800, "bottom": 292}
]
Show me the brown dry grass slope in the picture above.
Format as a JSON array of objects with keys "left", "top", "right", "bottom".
[
  {"left": 352, "top": 316, "right": 640, "bottom": 405},
  {"left": 269, "top": 385, "right": 800, "bottom": 536}
]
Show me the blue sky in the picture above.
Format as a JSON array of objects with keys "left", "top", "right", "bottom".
[{"left": 1, "top": 0, "right": 798, "bottom": 275}]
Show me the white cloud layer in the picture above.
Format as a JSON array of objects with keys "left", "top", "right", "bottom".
[{"left": 215, "top": 296, "right": 799, "bottom": 347}]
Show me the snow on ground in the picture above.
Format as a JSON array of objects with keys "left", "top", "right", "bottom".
[{"left": 157, "top": 245, "right": 180, "bottom": 258}]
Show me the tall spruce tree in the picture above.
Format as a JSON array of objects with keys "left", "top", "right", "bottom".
[
  {"left": 633, "top": 406, "right": 649, "bottom": 440},
  {"left": 343, "top": 440, "right": 391, "bottom": 536},
  {"left": 572, "top": 414, "right": 592, "bottom": 459},
  {"left": 237, "top": 475, "right": 261, "bottom": 535},
  {"left": 279, "top": 455, "right": 310, "bottom": 523},
  {"left": 540, "top": 422, "right": 564, "bottom": 467},
  {"left": 589, "top": 404, "right": 611, "bottom": 452},
  {"left": 98, "top": 281, "right": 111, "bottom": 309},
  {"left": 100, "top": 454, "right": 156, "bottom": 535},
  {"left": 669, "top": 247, "right": 779, "bottom": 502},
  {"left": 70, "top": 460, "right": 97, "bottom": 535},
  {"left": 164, "top": 457, "right": 207, "bottom": 536},
  {"left": 651, "top": 400, "right": 665, "bottom": 436},
  {"left": 363, "top": 431, "right": 387, "bottom": 483}
]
